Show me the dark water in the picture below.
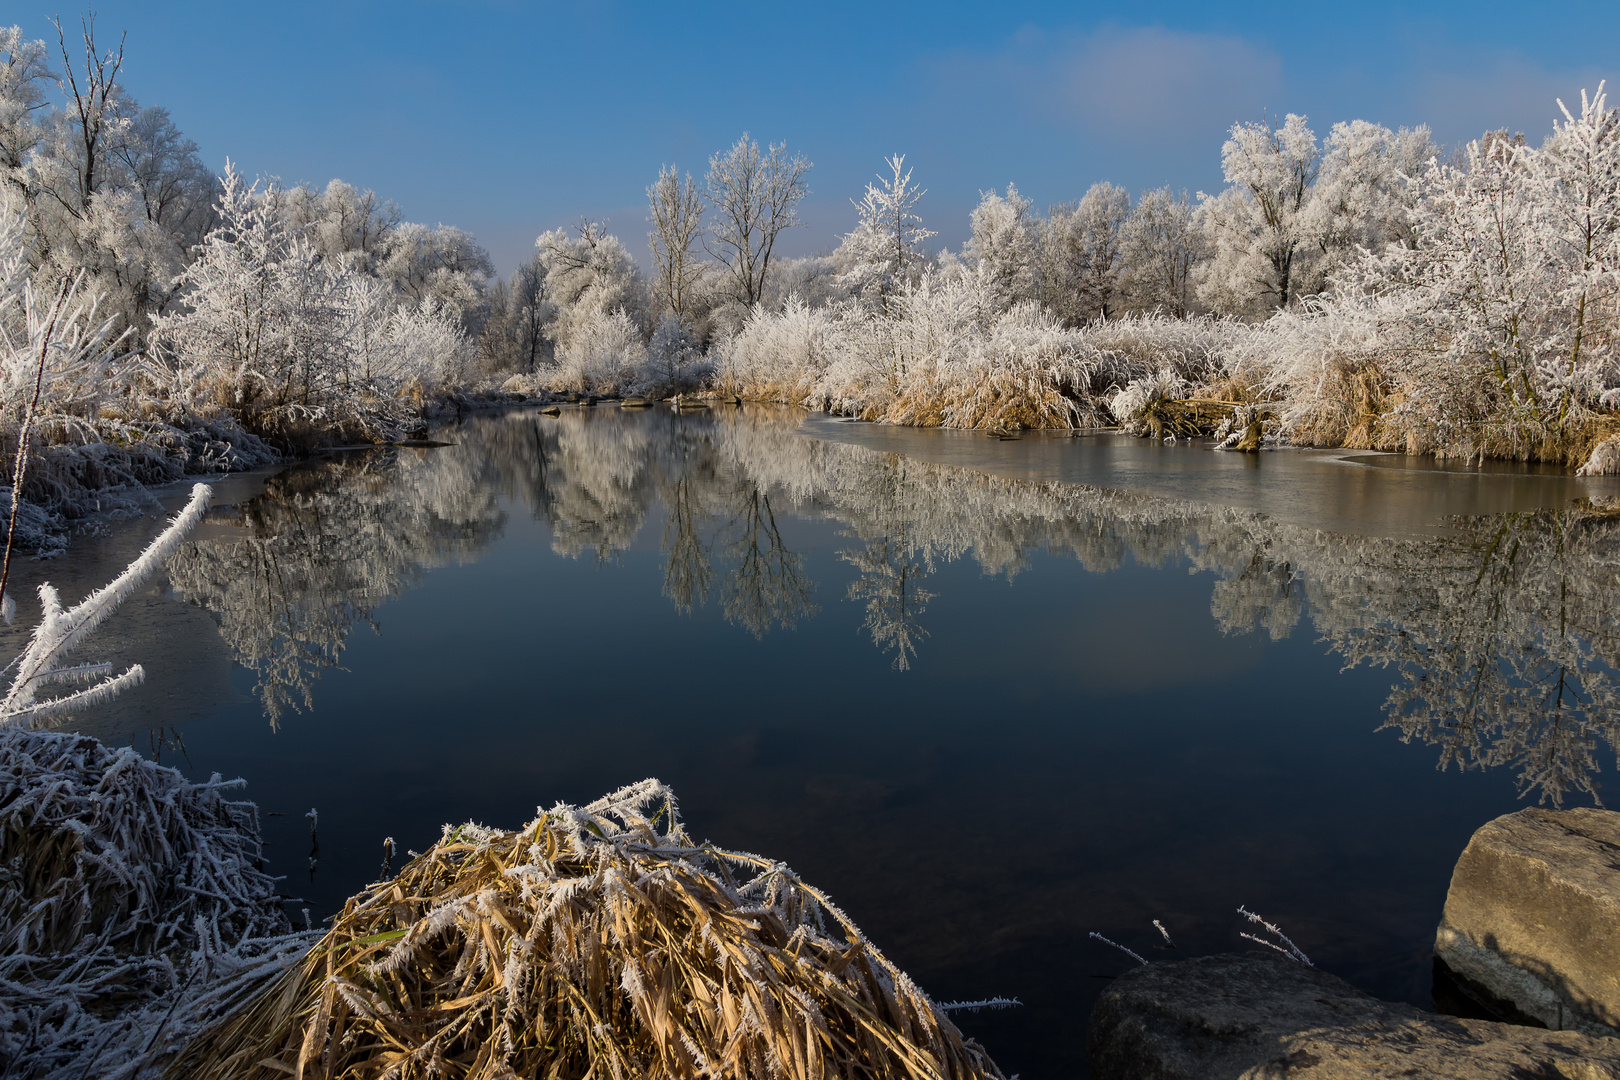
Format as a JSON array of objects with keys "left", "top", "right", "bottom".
[{"left": 8, "top": 405, "right": 1620, "bottom": 1078}]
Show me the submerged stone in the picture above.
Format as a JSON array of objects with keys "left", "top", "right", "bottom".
[
  {"left": 1435, "top": 806, "right": 1620, "bottom": 1036},
  {"left": 1087, "top": 953, "right": 1620, "bottom": 1079}
]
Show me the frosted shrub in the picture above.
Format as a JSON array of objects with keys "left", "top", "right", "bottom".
[
  {"left": 714, "top": 296, "right": 839, "bottom": 403},
  {"left": 0, "top": 210, "right": 131, "bottom": 447},
  {"left": 884, "top": 302, "right": 1092, "bottom": 429},
  {"left": 547, "top": 307, "right": 647, "bottom": 395},
  {"left": 0, "top": 729, "right": 305, "bottom": 1080},
  {"left": 1079, "top": 314, "right": 1250, "bottom": 391},
  {"left": 378, "top": 298, "right": 477, "bottom": 390},
  {"left": 148, "top": 167, "right": 361, "bottom": 438},
  {"left": 1109, "top": 367, "right": 1188, "bottom": 432},
  {"left": 636, "top": 314, "right": 711, "bottom": 396},
  {"left": 0, "top": 482, "right": 308, "bottom": 1077},
  {"left": 1236, "top": 302, "right": 1392, "bottom": 448}
]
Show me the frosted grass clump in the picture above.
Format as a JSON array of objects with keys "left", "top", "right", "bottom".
[
  {"left": 1108, "top": 367, "right": 1187, "bottom": 432},
  {"left": 0, "top": 727, "right": 308, "bottom": 1079},
  {"left": 168, "top": 779, "right": 1008, "bottom": 1080}
]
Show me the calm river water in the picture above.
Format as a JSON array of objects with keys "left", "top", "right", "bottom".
[{"left": 7, "top": 404, "right": 1620, "bottom": 1077}]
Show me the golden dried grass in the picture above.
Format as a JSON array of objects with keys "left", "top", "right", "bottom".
[{"left": 166, "top": 781, "right": 1006, "bottom": 1080}]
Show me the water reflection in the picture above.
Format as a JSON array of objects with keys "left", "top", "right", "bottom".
[
  {"left": 166, "top": 451, "right": 505, "bottom": 727},
  {"left": 162, "top": 407, "right": 1620, "bottom": 803}
]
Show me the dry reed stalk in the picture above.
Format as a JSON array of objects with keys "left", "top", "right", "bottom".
[
  {"left": 1, "top": 279, "right": 72, "bottom": 624},
  {"left": 167, "top": 780, "right": 1007, "bottom": 1080}
]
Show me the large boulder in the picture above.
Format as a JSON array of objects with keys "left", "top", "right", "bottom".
[
  {"left": 1087, "top": 953, "right": 1620, "bottom": 1079},
  {"left": 1436, "top": 806, "right": 1620, "bottom": 1036}
]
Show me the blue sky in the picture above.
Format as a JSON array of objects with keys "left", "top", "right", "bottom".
[{"left": 14, "top": 1, "right": 1618, "bottom": 273}]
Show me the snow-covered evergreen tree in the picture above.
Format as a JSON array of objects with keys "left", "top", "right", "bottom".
[{"left": 835, "top": 154, "right": 934, "bottom": 310}]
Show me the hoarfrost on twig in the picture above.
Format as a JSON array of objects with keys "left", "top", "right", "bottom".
[
  {"left": 1089, "top": 931, "right": 1148, "bottom": 966},
  {"left": 1237, "top": 905, "right": 1314, "bottom": 966}
]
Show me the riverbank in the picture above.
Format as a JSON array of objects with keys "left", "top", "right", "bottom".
[{"left": 0, "top": 387, "right": 541, "bottom": 556}]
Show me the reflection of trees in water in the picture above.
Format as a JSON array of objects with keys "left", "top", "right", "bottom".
[
  {"left": 661, "top": 478, "right": 711, "bottom": 614},
  {"left": 164, "top": 406, "right": 1620, "bottom": 803},
  {"left": 843, "top": 532, "right": 933, "bottom": 670},
  {"left": 1316, "top": 510, "right": 1620, "bottom": 807},
  {"left": 837, "top": 457, "right": 934, "bottom": 670},
  {"left": 513, "top": 409, "right": 1620, "bottom": 804},
  {"left": 720, "top": 486, "right": 815, "bottom": 638},
  {"left": 166, "top": 448, "right": 504, "bottom": 728}
]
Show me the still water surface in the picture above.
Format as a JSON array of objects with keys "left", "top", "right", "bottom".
[{"left": 8, "top": 405, "right": 1620, "bottom": 1077}]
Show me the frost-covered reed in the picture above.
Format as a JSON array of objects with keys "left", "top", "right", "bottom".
[
  {"left": 713, "top": 277, "right": 1248, "bottom": 432},
  {"left": 167, "top": 779, "right": 1007, "bottom": 1080},
  {"left": 0, "top": 727, "right": 307, "bottom": 1079},
  {"left": 2, "top": 483, "right": 212, "bottom": 726}
]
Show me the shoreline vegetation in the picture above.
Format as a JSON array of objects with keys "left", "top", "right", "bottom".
[{"left": 6, "top": 22, "right": 1620, "bottom": 558}]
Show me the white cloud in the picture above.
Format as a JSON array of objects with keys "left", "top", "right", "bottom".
[
  {"left": 1056, "top": 26, "right": 1285, "bottom": 142},
  {"left": 921, "top": 24, "right": 1286, "bottom": 147},
  {"left": 1412, "top": 55, "right": 1612, "bottom": 145}
]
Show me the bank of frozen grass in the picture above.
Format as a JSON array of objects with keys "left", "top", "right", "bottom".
[{"left": 711, "top": 290, "right": 1252, "bottom": 432}]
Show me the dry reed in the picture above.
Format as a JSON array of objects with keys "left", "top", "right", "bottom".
[{"left": 166, "top": 779, "right": 1007, "bottom": 1080}]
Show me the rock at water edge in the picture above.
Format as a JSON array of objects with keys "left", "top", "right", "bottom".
[
  {"left": 1436, "top": 806, "right": 1620, "bottom": 1036},
  {"left": 1088, "top": 952, "right": 1620, "bottom": 1079}
]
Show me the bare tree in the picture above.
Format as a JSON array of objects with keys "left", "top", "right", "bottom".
[
  {"left": 647, "top": 164, "right": 704, "bottom": 320},
  {"left": 1044, "top": 181, "right": 1130, "bottom": 322},
  {"left": 49, "top": 14, "right": 126, "bottom": 217},
  {"left": 704, "top": 134, "right": 811, "bottom": 307},
  {"left": 1120, "top": 187, "right": 1201, "bottom": 317}
]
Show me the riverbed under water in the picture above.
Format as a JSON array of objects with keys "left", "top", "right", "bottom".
[{"left": 7, "top": 404, "right": 1619, "bottom": 1077}]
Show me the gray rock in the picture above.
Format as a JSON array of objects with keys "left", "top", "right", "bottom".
[
  {"left": 1436, "top": 807, "right": 1620, "bottom": 1036},
  {"left": 1087, "top": 953, "right": 1620, "bottom": 1079}
]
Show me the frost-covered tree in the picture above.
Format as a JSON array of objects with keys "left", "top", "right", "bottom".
[
  {"left": 1197, "top": 114, "right": 1321, "bottom": 314},
  {"left": 643, "top": 313, "right": 709, "bottom": 394},
  {"left": 535, "top": 219, "right": 647, "bottom": 360},
  {"left": 277, "top": 178, "right": 402, "bottom": 276},
  {"left": 480, "top": 252, "right": 553, "bottom": 373},
  {"left": 1119, "top": 187, "right": 1201, "bottom": 317},
  {"left": 22, "top": 17, "right": 167, "bottom": 336},
  {"left": 148, "top": 165, "right": 358, "bottom": 435},
  {"left": 1306, "top": 120, "right": 1436, "bottom": 267},
  {"left": 705, "top": 133, "right": 811, "bottom": 308},
  {"left": 375, "top": 220, "right": 493, "bottom": 325},
  {"left": 646, "top": 164, "right": 704, "bottom": 321},
  {"left": 1043, "top": 181, "right": 1131, "bottom": 323},
  {"left": 835, "top": 153, "right": 934, "bottom": 309},
  {"left": 0, "top": 26, "right": 52, "bottom": 204},
  {"left": 550, "top": 307, "right": 648, "bottom": 395},
  {"left": 963, "top": 184, "right": 1039, "bottom": 309}
]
